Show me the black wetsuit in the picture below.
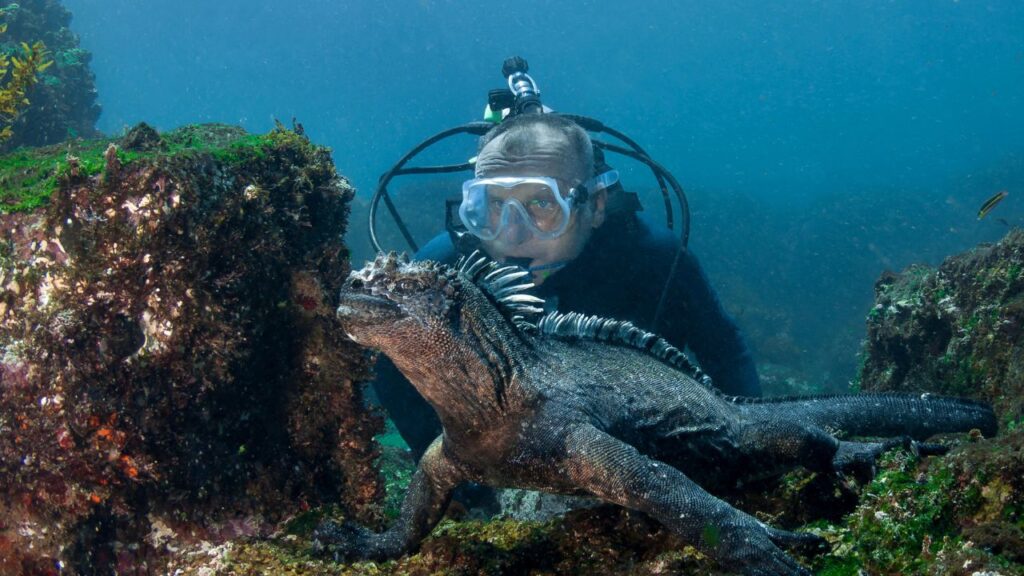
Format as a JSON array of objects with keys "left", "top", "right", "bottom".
[{"left": 373, "top": 212, "right": 761, "bottom": 458}]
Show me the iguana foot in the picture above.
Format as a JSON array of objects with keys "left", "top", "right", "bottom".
[
  {"left": 716, "top": 518, "right": 825, "bottom": 576},
  {"left": 832, "top": 437, "right": 949, "bottom": 482},
  {"left": 766, "top": 526, "right": 830, "bottom": 556},
  {"left": 311, "top": 519, "right": 378, "bottom": 562}
]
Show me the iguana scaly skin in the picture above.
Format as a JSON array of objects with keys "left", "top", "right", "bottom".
[{"left": 318, "top": 252, "right": 998, "bottom": 576}]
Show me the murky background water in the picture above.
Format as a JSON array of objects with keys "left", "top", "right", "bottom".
[{"left": 63, "top": 0, "right": 1023, "bottom": 389}]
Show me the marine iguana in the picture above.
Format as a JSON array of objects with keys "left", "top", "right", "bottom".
[{"left": 319, "top": 252, "right": 998, "bottom": 576}]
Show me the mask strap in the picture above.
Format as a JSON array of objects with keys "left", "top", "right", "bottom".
[{"left": 570, "top": 170, "right": 620, "bottom": 207}]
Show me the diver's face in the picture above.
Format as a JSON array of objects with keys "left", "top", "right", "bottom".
[{"left": 473, "top": 128, "right": 605, "bottom": 281}]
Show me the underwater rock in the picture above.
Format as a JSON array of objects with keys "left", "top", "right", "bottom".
[
  {"left": 0, "top": 123, "right": 382, "bottom": 574},
  {"left": 168, "top": 504, "right": 732, "bottom": 576},
  {"left": 812, "top": 434, "right": 1024, "bottom": 575},
  {"left": 120, "top": 121, "right": 163, "bottom": 153},
  {"left": 859, "top": 228, "right": 1024, "bottom": 426},
  {"left": 826, "top": 230, "right": 1024, "bottom": 574},
  {"left": 0, "top": 0, "right": 101, "bottom": 151}
]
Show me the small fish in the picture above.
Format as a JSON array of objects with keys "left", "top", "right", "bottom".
[
  {"left": 997, "top": 218, "right": 1010, "bottom": 227},
  {"left": 977, "top": 190, "right": 1008, "bottom": 220}
]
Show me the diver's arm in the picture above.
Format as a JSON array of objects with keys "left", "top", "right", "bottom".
[{"left": 672, "top": 250, "right": 761, "bottom": 397}]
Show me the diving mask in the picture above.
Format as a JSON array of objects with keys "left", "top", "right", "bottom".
[{"left": 459, "top": 170, "right": 619, "bottom": 241}]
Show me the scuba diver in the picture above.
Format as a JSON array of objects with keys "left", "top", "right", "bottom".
[{"left": 371, "top": 57, "right": 761, "bottom": 461}]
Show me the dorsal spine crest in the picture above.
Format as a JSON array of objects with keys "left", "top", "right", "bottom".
[
  {"left": 457, "top": 251, "right": 543, "bottom": 330},
  {"left": 457, "top": 252, "right": 715, "bottom": 390},
  {"left": 535, "top": 310, "right": 715, "bottom": 389}
]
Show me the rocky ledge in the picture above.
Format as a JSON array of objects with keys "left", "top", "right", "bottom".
[
  {"left": 0, "top": 123, "right": 382, "bottom": 574},
  {"left": 860, "top": 228, "right": 1024, "bottom": 426}
]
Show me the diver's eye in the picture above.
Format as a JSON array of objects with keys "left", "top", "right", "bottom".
[
  {"left": 397, "top": 279, "right": 422, "bottom": 292},
  {"left": 530, "top": 198, "right": 553, "bottom": 210}
]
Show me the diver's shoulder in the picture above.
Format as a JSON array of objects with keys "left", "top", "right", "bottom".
[
  {"left": 631, "top": 215, "right": 699, "bottom": 262},
  {"left": 416, "top": 232, "right": 459, "bottom": 264},
  {"left": 633, "top": 215, "right": 675, "bottom": 246}
]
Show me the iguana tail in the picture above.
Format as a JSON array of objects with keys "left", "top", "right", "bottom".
[{"left": 735, "top": 392, "right": 998, "bottom": 439}]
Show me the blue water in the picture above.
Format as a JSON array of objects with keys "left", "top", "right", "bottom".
[{"left": 62, "top": 0, "right": 1024, "bottom": 388}]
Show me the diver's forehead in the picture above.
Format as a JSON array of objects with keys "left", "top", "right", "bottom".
[{"left": 475, "top": 131, "right": 586, "bottom": 182}]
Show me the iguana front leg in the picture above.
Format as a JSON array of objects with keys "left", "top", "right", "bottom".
[
  {"left": 313, "top": 436, "right": 463, "bottom": 561},
  {"left": 561, "top": 425, "right": 825, "bottom": 576}
]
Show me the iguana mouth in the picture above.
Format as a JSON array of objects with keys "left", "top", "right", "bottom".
[{"left": 336, "top": 290, "right": 403, "bottom": 323}]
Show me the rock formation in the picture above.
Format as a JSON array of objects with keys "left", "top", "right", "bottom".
[{"left": 0, "top": 123, "right": 381, "bottom": 574}]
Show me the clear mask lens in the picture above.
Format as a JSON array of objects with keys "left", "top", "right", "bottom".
[
  {"left": 459, "top": 171, "right": 619, "bottom": 241},
  {"left": 460, "top": 176, "right": 571, "bottom": 241}
]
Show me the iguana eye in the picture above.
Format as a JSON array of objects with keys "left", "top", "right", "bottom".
[{"left": 397, "top": 279, "right": 421, "bottom": 292}]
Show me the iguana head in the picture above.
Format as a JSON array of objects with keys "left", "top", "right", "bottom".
[
  {"left": 336, "top": 252, "right": 460, "bottom": 350},
  {"left": 338, "top": 251, "right": 543, "bottom": 346},
  {"left": 338, "top": 252, "right": 542, "bottom": 415}
]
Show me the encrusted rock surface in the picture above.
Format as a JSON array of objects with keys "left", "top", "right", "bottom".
[
  {"left": 0, "top": 123, "right": 381, "bottom": 574},
  {"left": 167, "top": 502, "right": 728, "bottom": 576},
  {"left": 818, "top": 229, "right": 1024, "bottom": 575},
  {"left": 807, "top": 433, "right": 1024, "bottom": 576},
  {"left": 860, "top": 228, "right": 1024, "bottom": 426}
]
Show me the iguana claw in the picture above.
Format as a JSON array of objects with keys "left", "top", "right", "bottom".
[{"left": 311, "top": 519, "right": 376, "bottom": 562}]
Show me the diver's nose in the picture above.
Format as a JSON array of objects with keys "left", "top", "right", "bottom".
[{"left": 499, "top": 209, "right": 531, "bottom": 246}]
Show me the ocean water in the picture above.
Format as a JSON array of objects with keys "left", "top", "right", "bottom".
[{"left": 62, "top": 0, "right": 1023, "bottom": 389}]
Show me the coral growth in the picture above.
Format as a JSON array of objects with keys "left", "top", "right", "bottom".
[
  {"left": 0, "top": 0, "right": 100, "bottom": 151},
  {"left": 859, "top": 228, "right": 1024, "bottom": 426},
  {"left": 0, "top": 123, "right": 381, "bottom": 574}
]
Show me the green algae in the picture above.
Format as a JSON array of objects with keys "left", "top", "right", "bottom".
[
  {"left": 811, "top": 438, "right": 1024, "bottom": 576},
  {"left": 876, "top": 264, "right": 934, "bottom": 311},
  {"left": 0, "top": 123, "right": 297, "bottom": 214},
  {"left": 195, "top": 516, "right": 557, "bottom": 576},
  {"left": 842, "top": 453, "right": 960, "bottom": 570},
  {"left": 201, "top": 513, "right": 694, "bottom": 576},
  {"left": 374, "top": 420, "right": 416, "bottom": 521},
  {"left": 0, "top": 146, "right": 65, "bottom": 211}
]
